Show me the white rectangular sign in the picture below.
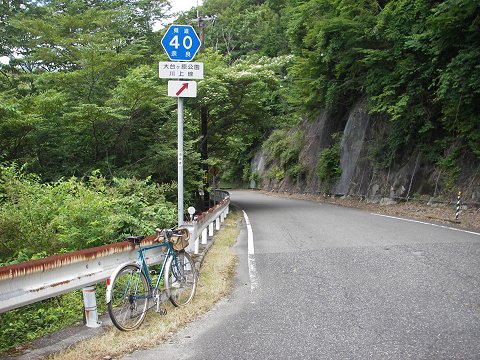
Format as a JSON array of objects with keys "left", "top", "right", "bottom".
[
  {"left": 168, "top": 81, "right": 197, "bottom": 98},
  {"left": 159, "top": 61, "right": 204, "bottom": 79}
]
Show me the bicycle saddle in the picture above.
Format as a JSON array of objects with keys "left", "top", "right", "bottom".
[{"left": 126, "top": 236, "right": 145, "bottom": 244}]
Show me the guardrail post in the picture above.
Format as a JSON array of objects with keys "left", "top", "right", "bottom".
[
  {"left": 216, "top": 217, "right": 221, "bottom": 230},
  {"left": 82, "top": 286, "right": 101, "bottom": 328},
  {"left": 183, "top": 224, "right": 196, "bottom": 254},
  {"left": 194, "top": 236, "right": 200, "bottom": 254},
  {"left": 209, "top": 221, "right": 214, "bottom": 236},
  {"left": 202, "top": 228, "right": 208, "bottom": 245}
]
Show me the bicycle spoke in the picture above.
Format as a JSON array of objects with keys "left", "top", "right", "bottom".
[
  {"left": 108, "top": 265, "right": 149, "bottom": 331},
  {"left": 166, "top": 252, "right": 197, "bottom": 307}
]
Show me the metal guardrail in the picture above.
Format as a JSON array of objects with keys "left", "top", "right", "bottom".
[
  {"left": 184, "top": 190, "right": 230, "bottom": 254},
  {"left": 0, "top": 191, "right": 230, "bottom": 316},
  {"left": 0, "top": 236, "right": 161, "bottom": 314}
]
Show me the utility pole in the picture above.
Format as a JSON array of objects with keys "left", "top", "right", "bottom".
[
  {"left": 192, "top": 7, "right": 215, "bottom": 53},
  {"left": 191, "top": 4, "right": 215, "bottom": 210}
]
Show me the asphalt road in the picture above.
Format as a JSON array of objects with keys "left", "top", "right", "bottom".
[{"left": 122, "top": 190, "right": 480, "bottom": 360}]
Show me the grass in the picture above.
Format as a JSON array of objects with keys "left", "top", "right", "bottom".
[{"left": 47, "top": 209, "right": 240, "bottom": 360}]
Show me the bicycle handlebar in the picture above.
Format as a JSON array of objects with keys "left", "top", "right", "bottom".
[{"left": 155, "top": 227, "right": 189, "bottom": 240}]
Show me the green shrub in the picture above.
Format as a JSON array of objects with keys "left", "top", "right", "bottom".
[
  {"left": 250, "top": 171, "right": 260, "bottom": 185},
  {"left": 0, "top": 164, "right": 176, "bottom": 353},
  {"left": 0, "top": 283, "right": 108, "bottom": 353},
  {"left": 436, "top": 148, "right": 461, "bottom": 192},
  {"left": 263, "top": 129, "right": 304, "bottom": 168},
  {"left": 266, "top": 166, "right": 285, "bottom": 182},
  {"left": 287, "top": 162, "right": 308, "bottom": 180},
  {"left": 0, "top": 291, "right": 84, "bottom": 352},
  {"left": 316, "top": 133, "right": 342, "bottom": 186},
  {"left": 0, "top": 164, "right": 176, "bottom": 264}
]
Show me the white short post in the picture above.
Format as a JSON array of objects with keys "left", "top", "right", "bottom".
[
  {"left": 194, "top": 236, "right": 200, "bottom": 254},
  {"left": 183, "top": 224, "right": 196, "bottom": 253},
  {"left": 82, "top": 286, "right": 101, "bottom": 328},
  {"left": 216, "top": 217, "right": 221, "bottom": 230},
  {"left": 202, "top": 228, "right": 208, "bottom": 245},
  {"left": 209, "top": 221, "right": 214, "bottom": 236}
]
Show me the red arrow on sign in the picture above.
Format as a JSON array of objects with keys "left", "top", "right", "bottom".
[
  {"left": 167, "top": 80, "right": 197, "bottom": 98},
  {"left": 176, "top": 83, "right": 189, "bottom": 96}
]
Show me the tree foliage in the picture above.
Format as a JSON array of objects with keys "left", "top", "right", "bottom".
[
  {"left": 281, "top": 0, "right": 479, "bottom": 170},
  {"left": 0, "top": 164, "right": 176, "bottom": 263}
]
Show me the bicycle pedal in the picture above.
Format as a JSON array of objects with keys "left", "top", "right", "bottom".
[{"left": 156, "top": 308, "right": 167, "bottom": 315}]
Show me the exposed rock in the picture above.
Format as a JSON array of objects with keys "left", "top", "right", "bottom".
[
  {"left": 335, "top": 98, "right": 370, "bottom": 195},
  {"left": 380, "top": 197, "right": 397, "bottom": 206},
  {"left": 255, "top": 97, "right": 480, "bottom": 203}
]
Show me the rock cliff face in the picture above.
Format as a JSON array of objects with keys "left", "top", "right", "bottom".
[
  {"left": 252, "top": 98, "right": 480, "bottom": 203},
  {"left": 334, "top": 99, "right": 371, "bottom": 196}
]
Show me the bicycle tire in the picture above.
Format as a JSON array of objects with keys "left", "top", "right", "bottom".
[
  {"left": 107, "top": 264, "right": 149, "bottom": 331},
  {"left": 165, "top": 251, "right": 198, "bottom": 307}
]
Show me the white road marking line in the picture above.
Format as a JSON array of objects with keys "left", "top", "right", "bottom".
[
  {"left": 247, "top": 255, "right": 258, "bottom": 291},
  {"left": 243, "top": 210, "right": 258, "bottom": 291},
  {"left": 371, "top": 213, "right": 480, "bottom": 236}
]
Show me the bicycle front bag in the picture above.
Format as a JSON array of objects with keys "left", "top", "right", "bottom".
[{"left": 170, "top": 228, "right": 190, "bottom": 250}]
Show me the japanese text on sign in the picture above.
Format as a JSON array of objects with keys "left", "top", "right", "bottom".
[{"left": 158, "top": 61, "right": 204, "bottom": 80}]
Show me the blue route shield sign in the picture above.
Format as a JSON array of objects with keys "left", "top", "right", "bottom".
[{"left": 161, "top": 25, "right": 201, "bottom": 62}]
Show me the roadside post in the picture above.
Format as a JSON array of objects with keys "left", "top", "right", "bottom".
[
  {"left": 160, "top": 25, "right": 202, "bottom": 225},
  {"left": 455, "top": 191, "right": 462, "bottom": 222},
  {"left": 82, "top": 286, "right": 101, "bottom": 328}
]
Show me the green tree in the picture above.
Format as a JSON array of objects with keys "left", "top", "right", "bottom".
[
  {"left": 362, "top": 0, "right": 480, "bottom": 171},
  {"left": 190, "top": 51, "right": 292, "bottom": 183},
  {"left": 285, "top": 0, "right": 378, "bottom": 112},
  {"left": 428, "top": 0, "right": 480, "bottom": 157},
  {"left": 200, "top": 0, "right": 290, "bottom": 60},
  {"left": 0, "top": 0, "right": 174, "bottom": 180}
]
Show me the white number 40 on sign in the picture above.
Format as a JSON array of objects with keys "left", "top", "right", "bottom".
[{"left": 169, "top": 35, "right": 193, "bottom": 50}]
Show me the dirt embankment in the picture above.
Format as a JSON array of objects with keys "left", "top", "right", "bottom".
[{"left": 261, "top": 191, "right": 480, "bottom": 232}]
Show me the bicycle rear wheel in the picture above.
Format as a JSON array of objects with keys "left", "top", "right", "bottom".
[
  {"left": 107, "top": 264, "right": 149, "bottom": 331},
  {"left": 165, "top": 251, "right": 197, "bottom": 307}
]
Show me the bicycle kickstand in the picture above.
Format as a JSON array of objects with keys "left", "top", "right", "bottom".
[
  {"left": 155, "top": 293, "right": 167, "bottom": 315},
  {"left": 157, "top": 307, "right": 167, "bottom": 315}
]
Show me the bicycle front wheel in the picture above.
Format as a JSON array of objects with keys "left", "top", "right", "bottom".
[
  {"left": 107, "top": 264, "right": 150, "bottom": 331},
  {"left": 165, "top": 251, "right": 198, "bottom": 307}
]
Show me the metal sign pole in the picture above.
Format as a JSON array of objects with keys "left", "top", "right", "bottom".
[
  {"left": 160, "top": 24, "right": 202, "bottom": 227},
  {"left": 178, "top": 97, "right": 184, "bottom": 226}
]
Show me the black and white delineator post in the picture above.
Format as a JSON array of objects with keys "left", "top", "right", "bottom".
[{"left": 455, "top": 191, "right": 462, "bottom": 222}]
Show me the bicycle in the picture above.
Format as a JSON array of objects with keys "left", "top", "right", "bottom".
[{"left": 106, "top": 227, "right": 198, "bottom": 331}]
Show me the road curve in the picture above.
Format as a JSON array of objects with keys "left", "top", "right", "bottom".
[{"left": 122, "top": 190, "right": 480, "bottom": 360}]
